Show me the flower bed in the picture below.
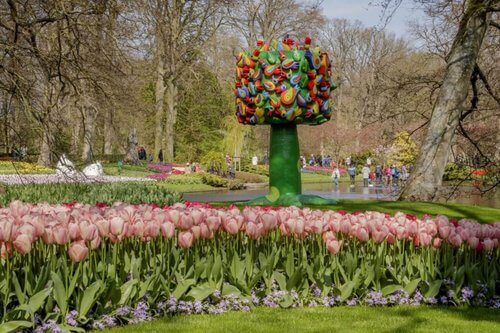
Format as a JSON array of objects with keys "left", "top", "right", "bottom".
[
  {"left": 0, "top": 202, "right": 498, "bottom": 331},
  {"left": 0, "top": 174, "right": 152, "bottom": 185}
]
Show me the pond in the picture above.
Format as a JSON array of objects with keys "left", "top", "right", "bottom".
[{"left": 184, "top": 181, "right": 500, "bottom": 208}]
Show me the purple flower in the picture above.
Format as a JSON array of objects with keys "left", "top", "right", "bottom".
[
  {"left": 213, "top": 290, "right": 221, "bottom": 298},
  {"left": 131, "top": 301, "right": 150, "bottom": 323},
  {"left": 460, "top": 287, "right": 474, "bottom": 302},
  {"left": 102, "top": 315, "right": 117, "bottom": 327},
  {"left": 116, "top": 305, "right": 131, "bottom": 316},
  {"left": 427, "top": 297, "right": 438, "bottom": 305},
  {"left": 66, "top": 310, "right": 78, "bottom": 326},
  {"left": 346, "top": 298, "right": 357, "bottom": 306}
]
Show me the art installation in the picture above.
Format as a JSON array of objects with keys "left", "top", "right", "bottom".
[{"left": 235, "top": 36, "right": 337, "bottom": 205}]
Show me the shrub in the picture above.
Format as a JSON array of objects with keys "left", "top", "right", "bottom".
[
  {"left": 201, "top": 151, "right": 227, "bottom": 176},
  {"left": 227, "top": 179, "right": 245, "bottom": 190},
  {"left": 443, "top": 163, "right": 471, "bottom": 181},
  {"left": 164, "top": 175, "right": 203, "bottom": 185},
  {"left": 241, "top": 164, "right": 269, "bottom": 176},
  {"left": 235, "top": 171, "right": 268, "bottom": 183},
  {"left": 0, "top": 182, "right": 182, "bottom": 206},
  {"left": 199, "top": 173, "right": 228, "bottom": 187}
]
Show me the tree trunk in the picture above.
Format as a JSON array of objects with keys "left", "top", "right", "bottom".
[
  {"left": 103, "top": 108, "right": 113, "bottom": 155},
  {"left": 268, "top": 124, "right": 302, "bottom": 199},
  {"left": 125, "top": 127, "right": 139, "bottom": 164},
  {"left": 81, "top": 104, "right": 96, "bottom": 163},
  {"left": 38, "top": 130, "right": 52, "bottom": 166},
  {"left": 164, "top": 78, "right": 178, "bottom": 162},
  {"left": 71, "top": 117, "right": 81, "bottom": 157},
  {"left": 153, "top": 36, "right": 166, "bottom": 163},
  {"left": 399, "top": 0, "right": 490, "bottom": 201}
]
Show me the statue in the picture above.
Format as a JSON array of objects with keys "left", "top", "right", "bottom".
[
  {"left": 56, "top": 154, "right": 78, "bottom": 177},
  {"left": 82, "top": 161, "right": 104, "bottom": 177},
  {"left": 235, "top": 36, "right": 337, "bottom": 206}
]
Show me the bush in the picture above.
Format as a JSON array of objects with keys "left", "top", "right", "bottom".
[
  {"left": 235, "top": 171, "right": 268, "bottom": 183},
  {"left": 164, "top": 175, "right": 203, "bottom": 185},
  {"left": 443, "top": 163, "right": 471, "bottom": 181},
  {"left": 0, "top": 182, "right": 182, "bottom": 206},
  {"left": 242, "top": 164, "right": 269, "bottom": 176},
  {"left": 227, "top": 179, "right": 245, "bottom": 190},
  {"left": 201, "top": 151, "right": 227, "bottom": 176},
  {"left": 199, "top": 173, "right": 228, "bottom": 187}
]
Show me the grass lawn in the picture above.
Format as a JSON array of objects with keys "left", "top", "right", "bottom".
[
  {"left": 104, "top": 306, "right": 499, "bottom": 333},
  {"left": 301, "top": 172, "right": 332, "bottom": 183},
  {"left": 324, "top": 200, "right": 500, "bottom": 224},
  {"left": 102, "top": 163, "right": 153, "bottom": 178},
  {"left": 157, "top": 183, "right": 219, "bottom": 193}
]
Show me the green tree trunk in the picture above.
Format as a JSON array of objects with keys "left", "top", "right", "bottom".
[
  {"left": 246, "top": 124, "right": 336, "bottom": 207},
  {"left": 267, "top": 124, "right": 302, "bottom": 200}
]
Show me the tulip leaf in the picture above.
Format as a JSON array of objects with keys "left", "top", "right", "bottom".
[
  {"left": 286, "top": 268, "right": 303, "bottom": 291},
  {"left": 340, "top": 281, "right": 356, "bottom": 301},
  {"left": 381, "top": 284, "right": 403, "bottom": 296},
  {"left": 119, "top": 279, "right": 138, "bottom": 305},
  {"left": 51, "top": 271, "right": 68, "bottom": 315},
  {"left": 285, "top": 251, "right": 294, "bottom": 278},
  {"left": 211, "top": 255, "right": 222, "bottom": 283},
  {"left": 279, "top": 294, "right": 294, "bottom": 308},
  {"left": 222, "top": 284, "right": 241, "bottom": 297},
  {"left": 0, "top": 320, "right": 32, "bottom": 333},
  {"left": 424, "top": 280, "right": 442, "bottom": 299},
  {"left": 403, "top": 278, "right": 421, "bottom": 295},
  {"left": 186, "top": 283, "right": 214, "bottom": 301},
  {"left": 11, "top": 272, "right": 26, "bottom": 305},
  {"left": 14, "top": 288, "right": 51, "bottom": 320},
  {"left": 173, "top": 279, "right": 195, "bottom": 300},
  {"left": 272, "top": 271, "right": 286, "bottom": 291},
  {"left": 78, "top": 281, "right": 103, "bottom": 319}
]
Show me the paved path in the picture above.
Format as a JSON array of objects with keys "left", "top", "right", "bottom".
[{"left": 184, "top": 184, "right": 398, "bottom": 202}]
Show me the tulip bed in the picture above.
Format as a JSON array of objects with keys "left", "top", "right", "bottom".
[{"left": 0, "top": 201, "right": 498, "bottom": 332}]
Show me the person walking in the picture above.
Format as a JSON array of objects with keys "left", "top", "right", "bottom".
[
  {"left": 391, "top": 165, "right": 400, "bottom": 187},
  {"left": 375, "top": 165, "right": 383, "bottom": 186},
  {"left": 362, "top": 164, "right": 370, "bottom": 187},
  {"left": 331, "top": 164, "right": 340, "bottom": 189},
  {"left": 347, "top": 163, "right": 356, "bottom": 187},
  {"left": 385, "top": 165, "right": 392, "bottom": 186}
]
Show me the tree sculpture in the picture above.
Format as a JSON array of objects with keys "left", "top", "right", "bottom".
[{"left": 235, "top": 36, "right": 337, "bottom": 206}]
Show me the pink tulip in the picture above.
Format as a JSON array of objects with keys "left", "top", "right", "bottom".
[
  {"left": 95, "top": 219, "right": 110, "bottom": 237},
  {"left": 261, "top": 213, "right": 277, "bottom": 231},
  {"left": 467, "top": 237, "right": 479, "bottom": 249},
  {"left": 372, "top": 230, "right": 387, "bottom": 243},
  {"left": 191, "top": 210, "right": 204, "bottom": 225},
  {"left": 42, "top": 228, "right": 55, "bottom": 244},
  {"left": 223, "top": 218, "right": 240, "bottom": 235},
  {"left": 386, "top": 233, "right": 396, "bottom": 244},
  {"left": 356, "top": 227, "right": 369, "bottom": 242},
  {"left": 438, "top": 225, "right": 451, "bottom": 239},
  {"left": 144, "top": 222, "right": 160, "bottom": 238},
  {"left": 110, "top": 217, "right": 125, "bottom": 236},
  {"left": 448, "top": 233, "right": 462, "bottom": 247},
  {"left": 178, "top": 231, "right": 194, "bottom": 248},
  {"left": 200, "top": 223, "right": 213, "bottom": 239},
  {"left": 191, "top": 225, "right": 201, "bottom": 240},
  {"left": 340, "top": 220, "right": 351, "bottom": 234},
  {"left": 0, "top": 219, "right": 13, "bottom": 242},
  {"left": 68, "top": 241, "right": 88, "bottom": 262},
  {"left": 161, "top": 222, "right": 175, "bottom": 238},
  {"left": 133, "top": 221, "right": 145, "bottom": 238},
  {"left": 13, "top": 234, "right": 32, "bottom": 255},
  {"left": 53, "top": 226, "right": 70, "bottom": 245},
  {"left": 483, "top": 239, "right": 495, "bottom": 251},
  {"left": 167, "top": 209, "right": 180, "bottom": 224},
  {"left": 68, "top": 223, "right": 81, "bottom": 240},
  {"left": 326, "top": 239, "right": 342, "bottom": 254},
  {"left": 1, "top": 242, "right": 12, "bottom": 258},
  {"left": 90, "top": 235, "right": 101, "bottom": 249},
  {"left": 433, "top": 238, "right": 442, "bottom": 249},
  {"left": 179, "top": 214, "right": 194, "bottom": 230}
]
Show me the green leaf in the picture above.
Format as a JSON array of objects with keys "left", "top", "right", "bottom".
[
  {"left": 119, "top": 279, "right": 138, "bottom": 305},
  {"left": 381, "top": 284, "right": 403, "bottom": 296},
  {"left": 340, "top": 281, "right": 355, "bottom": 301},
  {"left": 279, "top": 294, "right": 294, "bottom": 308},
  {"left": 51, "top": 272, "right": 68, "bottom": 315},
  {"left": 78, "top": 281, "right": 103, "bottom": 319},
  {"left": 187, "top": 283, "right": 215, "bottom": 301},
  {"left": 11, "top": 272, "right": 26, "bottom": 305},
  {"left": 221, "top": 284, "right": 241, "bottom": 297},
  {"left": 404, "top": 278, "right": 421, "bottom": 295},
  {"left": 0, "top": 321, "right": 32, "bottom": 332},
  {"left": 285, "top": 251, "right": 294, "bottom": 277},
  {"left": 272, "top": 271, "right": 287, "bottom": 291},
  {"left": 211, "top": 255, "right": 222, "bottom": 283},
  {"left": 286, "top": 268, "right": 303, "bottom": 291},
  {"left": 424, "top": 280, "right": 442, "bottom": 299},
  {"left": 172, "top": 279, "right": 195, "bottom": 300}
]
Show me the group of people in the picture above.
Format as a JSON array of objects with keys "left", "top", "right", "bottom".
[
  {"left": 331, "top": 163, "right": 412, "bottom": 188},
  {"left": 301, "top": 154, "right": 333, "bottom": 168}
]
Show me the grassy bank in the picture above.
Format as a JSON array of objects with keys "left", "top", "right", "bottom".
[{"left": 104, "top": 306, "right": 500, "bottom": 333}]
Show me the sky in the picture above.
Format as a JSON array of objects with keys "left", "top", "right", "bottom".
[{"left": 321, "top": 0, "right": 426, "bottom": 40}]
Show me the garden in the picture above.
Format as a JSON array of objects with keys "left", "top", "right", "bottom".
[{"left": 1, "top": 1, "right": 499, "bottom": 332}]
